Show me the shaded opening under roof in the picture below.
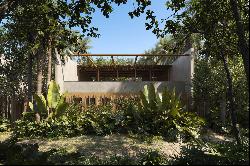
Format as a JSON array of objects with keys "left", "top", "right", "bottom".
[{"left": 77, "top": 65, "right": 171, "bottom": 82}]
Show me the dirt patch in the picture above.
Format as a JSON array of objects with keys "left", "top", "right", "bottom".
[
  {"left": 18, "top": 134, "right": 185, "bottom": 159},
  {"left": 201, "top": 129, "right": 234, "bottom": 142}
]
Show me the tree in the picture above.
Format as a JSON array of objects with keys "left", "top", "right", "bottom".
[
  {"left": 0, "top": 0, "right": 92, "bottom": 121},
  {"left": 127, "top": 0, "right": 249, "bottom": 89},
  {"left": 141, "top": 36, "right": 179, "bottom": 65},
  {"left": 229, "top": 0, "right": 249, "bottom": 85},
  {"left": 1, "top": 0, "right": 151, "bottom": 121},
  {"left": 126, "top": 0, "right": 249, "bottom": 144}
]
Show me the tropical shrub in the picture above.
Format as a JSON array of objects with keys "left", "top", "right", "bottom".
[
  {"left": 13, "top": 84, "right": 204, "bottom": 140},
  {"left": 0, "top": 117, "right": 10, "bottom": 132},
  {"left": 113, "top": 97, "right": 142, "bottom": 133},
  {"left": 14, "top": 103, "right": 123, "bottom": 138},
  {"left": 27, "top": 80, "right": 68, "bottom": 121},
  {"left": 138, "top": 84, "right": 205, "bottom": 141},
  {"left": 139, "top": 149, "right": 169, "bottom": 165},
  {"left": 171, "top": 136, "right": 249, "bottom": 165}
]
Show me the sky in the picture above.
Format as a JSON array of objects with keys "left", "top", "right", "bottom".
[{"left": 88, "top": 0, "right": 170, "bottom": 54}]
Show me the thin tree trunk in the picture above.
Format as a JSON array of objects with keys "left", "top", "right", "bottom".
[
  {"left": 46, "top": 39, "right": 53, "bottom": 117},
  {"left": 35, "top": 48, "right": 44, "bottom": 122},
  {"left": 36, "top": 53, "right": 43, "bottom": 95},
  {"left": 229, "top": 0, "right": 249, "bottom": 87},
  {"left": 47, "top": 40, "right": 52, "bottom": 87},
  {"left": 221, "top": 54, "right": 241, "bottom": 145},
  {"left": 27, "top": 53, "right": 33, "bottom": 105}
]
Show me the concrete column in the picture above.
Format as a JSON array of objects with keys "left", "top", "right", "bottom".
[
  {"left": 55, "top": 49, "right": 64, "bottom": 93},
  {"left": 169, "top": 47, "right": 195, "bottom": 110},
  {"left": 55, "top": 50, "right": 78, "bottom": 93}
]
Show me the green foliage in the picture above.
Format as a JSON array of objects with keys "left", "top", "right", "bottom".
[
  {"left": 28, "top": 80, "right": 68, "bottom": 121},
  {"left": 34, "top": 94, "right": 47, "bottom": 114},
  {"left": 171, "top": 137, "right": 249, "bottom": 165},
  {"left": 14, "top": 103, "right": 121, "bottom": 138},
  {"left": 193, "top": 57, "right": 249, "bottom": 129},
  {"left": 2, "top": 145, "right": 168, "bottom": 165},
  {"left": 37, "top": 148, "right": 168, "bottom": 165},
  {"left": 139, "top": 149, "right": 169, "bottom": 165},
  {"left": 14, "top": 84, "right": 204, "bottom": 141},
  {"left": 47, "top": 80, "right": 60, "bottom": 109},
  {"left": 138, "top": 84, "right": 205, "bottom": 141},
  {"left": 6, "top": 143, "right": 47, "bottom": 165},
  {"left": 0, "top": 117, "right": 10, "bottom": 132}
]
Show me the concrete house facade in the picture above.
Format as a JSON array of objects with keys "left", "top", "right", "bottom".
[{"left": 55, "top": 48, "right": 194, "bottom": 108}]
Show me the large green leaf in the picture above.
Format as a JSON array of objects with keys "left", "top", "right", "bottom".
[
  {"left": 169, "top": 107, "right": 180, "bottom": 117},
  {"left": 47, "top": 80, "right": 60, "bottom": 109},
  {"left": 162, "top": 87, "right": 170, "bottom": 110},
  {"left": 54, "top": 94, "right": 68, "bottom": 118},
  {"left": 156, "top": 93, "right": 162, "bottom": 104},
  {"left": 139, "top": 91, "right": 149, "bottom": 108},
  {"left": 142, "top": 85, "right": 149, "bottom": 102},
  {"left": 148, "top": 83, "right": 156, "bottom": 105},
  {"left": 34, "top": 94, "right": 47, "bottom": 113},
  {"left": 29, "top": 102, "right": 34, "bottom": 112}
]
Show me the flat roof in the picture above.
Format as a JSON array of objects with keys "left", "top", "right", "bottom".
[
  {"left": 72, "top": 53, "right": 189, "bottom": 57},
  {"left": 78, "top": 64, "right": 171, "bottom": 71}
]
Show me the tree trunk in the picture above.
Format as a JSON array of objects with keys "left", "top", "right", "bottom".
[
  {"left": 221, "top": 54, "right": 241, "bottom": 145},
  {"left": 219, "top": 100, "right": 226, "bottom": 125},
  {"left": 47, "top": 40, "right": 52, "bottom": 87},
  {"left": 10, "top": 95, "right": 16, "bottom": 123},
  {"left": 229, "top": 0, "right": 249, "bottom": 87},
  {"left": 27, "top": 53, "right": 33, "bottom": 105},
  {"left": 35, "top": 48, "right": 44, "bottom": 123},
  {"left": 36, "top": 52, "right": 43, "bottom": 95}
]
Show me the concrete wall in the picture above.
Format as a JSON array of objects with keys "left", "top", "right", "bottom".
[
  {"left": 55, "top": 51, "right": 79, "bottom": 92},
  {"left": 63, "top": 81, "right": 186, "bottom": 95},
  {"left": 169, "top": 48, "right": 195, "bottom": 109},
  {"left": 169, "top": 48, "right": 194, "bottom": 83},
  {"left": 63, "top": 57, "right": 78, "bottom": 81},
  {"left": 55, "top": 48, "right": 194, "bottom": 100},
  {"left": 55, "top": 49, "right": 64, "bottom": 93}
]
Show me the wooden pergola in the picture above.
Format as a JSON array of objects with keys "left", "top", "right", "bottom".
[
  {"left": 73, "top": 53, "right": 189, "bottom": 82},
  {"left": 73, "top": 53, "right": 189, "bottom": 57},
  {"left": 72, "top": 53, "right": 189, "bottom": 65}
]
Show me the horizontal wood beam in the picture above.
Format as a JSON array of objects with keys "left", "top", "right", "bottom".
[{"left": 72, "top": 53, "right": 189, "bottom": 57}]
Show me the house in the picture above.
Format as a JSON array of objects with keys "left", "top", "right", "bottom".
[{"left": 55, "top": 48, "right": 194, "bottom": 109}]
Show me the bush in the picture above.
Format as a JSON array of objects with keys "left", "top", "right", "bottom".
[
  {"left": 0, "top": 117, "right": 10, "bottom": 132},
  {"left": 13, "top": 86, "right": 204, "bottom": 140},
  {"left": 139, "top": 149, "right": 169, "bottom": 165},
  {"left": 13, "top": 102, "right": 127, "bottom": 138},
  {"left": 137, "top": 84, "right": 205, "bottom": 141},
  {"left": 171, "top": 137, "right": 249, "bottom": 165},
  {"left": 6, "top": 143, "right": 48, "bottom": 165},
  {"left": 193, "top": 57, "right": 249, "bottom": 130},
  {"left": 45, "top": 148, "right": 168, "bottom": 165}
]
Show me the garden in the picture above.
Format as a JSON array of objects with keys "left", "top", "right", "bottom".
[
  {"left": 0, "top": 0, "right": 249, "bottom": 165},
  {"left": 0, "top": 81, "right": 249, "bottom": 165}
]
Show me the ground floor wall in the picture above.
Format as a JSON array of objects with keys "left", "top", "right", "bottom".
[{"left": 63, "top": 81, "right": 191, "bottom": 109}]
